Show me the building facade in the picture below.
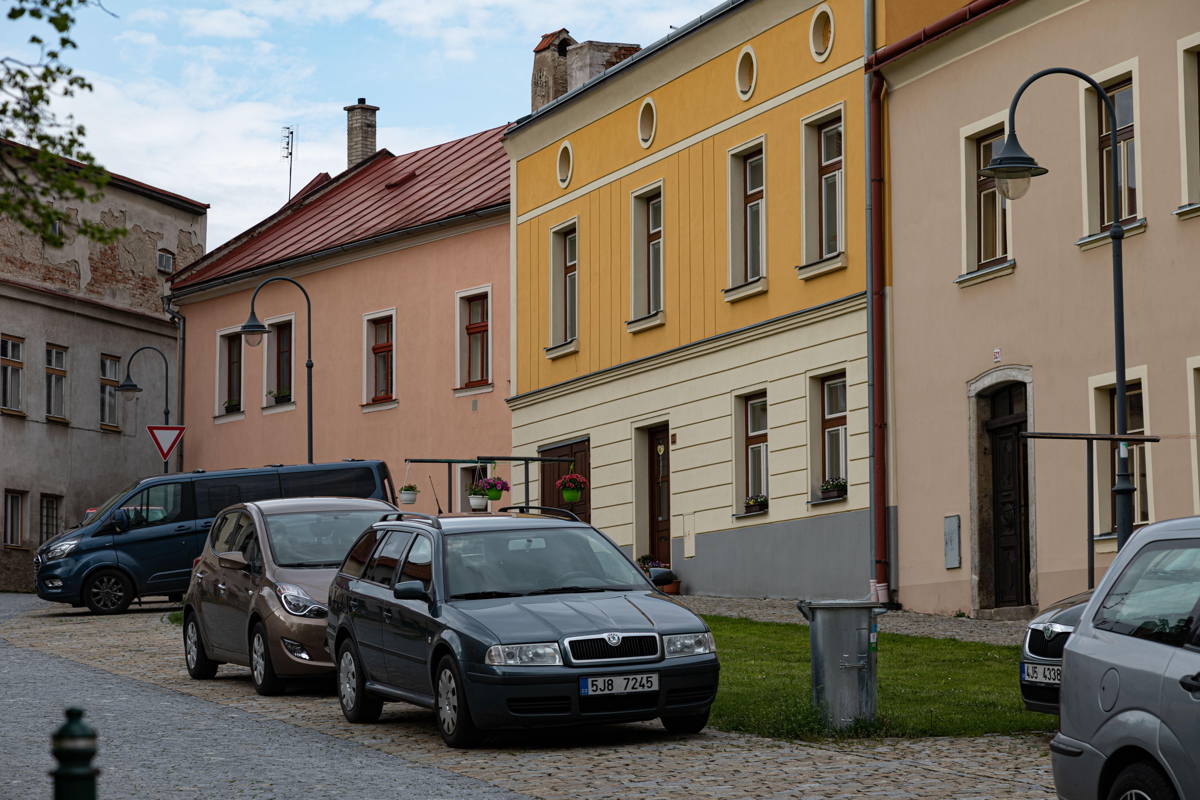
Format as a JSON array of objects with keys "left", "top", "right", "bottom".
[
  {"left": 880, "top": 0, "right": 1200, "bottom": 615},
  {"left": 0, "top": 161, "right": 207, "bottom": 590},
  {"left": 505, "top": 0, "right": 951, "bottom": 597},
  {"left": 170, "top": 104, "right": 513, "bottom": 513}
]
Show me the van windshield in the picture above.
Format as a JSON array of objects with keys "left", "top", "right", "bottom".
[
  {"left": 264, "top": 510, "right": 390, "bottom": 568},
  {"left": 80, "top": 481, "right": 139, "bottom": 527}
]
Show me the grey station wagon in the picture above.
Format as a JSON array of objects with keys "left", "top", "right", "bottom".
[{"left": 325, "top": 509, "right": 720, "bottom": 747}]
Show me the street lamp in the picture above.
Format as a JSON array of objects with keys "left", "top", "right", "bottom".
[
  {"left": 238, "top": 276, "right": 313, "bottom": 464},
  {"left": 117, "top": 345, "right": 171, "bottom": 473},
  {"left": 980, "top": 66, "right": 1135, "bottom": 550}
]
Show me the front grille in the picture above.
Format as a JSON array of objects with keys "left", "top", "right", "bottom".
[
  {"left": 1026, "top": 627, "right": 1068, "bottom": 659},
  {"left": 580, "top": 692, "right": 659, "bottom": 714},
  {"left": 507, "top": 696, "right": 571, "bottom": 715},
  {"left": 666, "top": 686, "right": 714, "bottom": 706},
  {"left": 568, "top": 634, "right": 658, "bottom": 662}
]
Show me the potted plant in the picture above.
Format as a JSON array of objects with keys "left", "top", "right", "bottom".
[
  {"left": 467, "top": 483, "right": 489, "bottom": 511},
  {"left": 223, "top": 399, "right": 241, "bottom": 414},
  {"left": 398, "top": 484, "right": 419, "bottom": 505},
  {"left": 477, "top": 476, "right": 510, "bottom": 502},
  {"left": 820, "top": 477, "right": 847, "bottom": 500},
  {"left": 556, "top": 473, "right": 588, "bottom": 504},
  {"left": 267, "top": 386, "right": 291, "bottom": 405},
  {"left": 744, "top": 494, "right": 768, "bottom": 513}
]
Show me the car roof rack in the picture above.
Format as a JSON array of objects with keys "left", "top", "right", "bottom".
[
  {"left": 377, "top": 511, "right": 443, "bottom": 530},
  {"left": 498, "top": 505, "right": 581, "bottom": 522}
]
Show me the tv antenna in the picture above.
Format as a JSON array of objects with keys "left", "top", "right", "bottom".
[{"left": 280, "top": 125, "right": 296, "bottom": 199}]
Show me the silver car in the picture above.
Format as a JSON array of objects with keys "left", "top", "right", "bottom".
[{"left": 1052, "top": 517, "right": 1200, "bottom": 800}]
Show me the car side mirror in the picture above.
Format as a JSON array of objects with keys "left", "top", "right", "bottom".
[
  {"left": 648, "top": 567, "right": 676, "bottom": 587},
  {"left": 111, "top": 508, "right": 130, "bottom": 532},
  {"left": 217, "top": 551, "right": 249, "bottom": 571},
  {"left": 393, "top": 580, "right": 429, "bottom": 601}
]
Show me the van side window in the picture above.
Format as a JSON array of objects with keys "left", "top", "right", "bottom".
[
  {"left": 363, "top": 531, "right": 412, "bottom": 585},
  {"left": 195, "top": 474, "right": 280, "bottom": 518},
  {"left": 341, "top": 530, "right": 382, "bottom": 578},
  {"left": 1093, "top": 539, "right": 1200, "bottom": 647},
  {"left": 399, "top": 535, "right": 433, "bottom": 591},
  {"left": 281, "top": 468, "right": 376, "bottom": 499},
  {"left": 122, "top": 483, "right": 184, "bottom": 529}
]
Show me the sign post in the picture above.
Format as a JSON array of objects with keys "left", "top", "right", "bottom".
[{"left": 146, "top": 425, "right": 185, "bottom": 472}]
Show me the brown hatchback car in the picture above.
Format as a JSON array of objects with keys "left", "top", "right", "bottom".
[{"left": 182, "top": 497, "right": 395, "bottom": 694}]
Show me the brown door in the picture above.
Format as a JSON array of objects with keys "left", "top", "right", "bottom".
[
  {"left": 648, "top": 426, "right": 671, "bottom": 563},
  {"left": 539, "top": 438, "right": 590, "bottom": 522},
  {"left": 987, "top": 384, "right": 1029, "bottom": 607}
]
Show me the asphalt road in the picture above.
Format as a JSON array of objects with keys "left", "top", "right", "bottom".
[{"left": 0, "top": 592, "right": 528, "bottom": 800}]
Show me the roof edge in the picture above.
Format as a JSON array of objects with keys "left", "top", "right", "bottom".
[{"left": 866, "top": 0, "right": 1020, "bottom": 72}]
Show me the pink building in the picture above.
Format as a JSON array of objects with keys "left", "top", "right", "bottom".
[{"left": 169, "top": 102, "right": 512, "bottom": 513}]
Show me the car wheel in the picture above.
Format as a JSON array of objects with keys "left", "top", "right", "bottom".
[
  {"left": 435, "top": 654, "right": 481, "bottom": 748},
  {"left": 337, "top": 639, "right": 382, "bottom": 723},
  {"left": 661, "top": 708, "right": 710, "bottom": 735},
  {"left": 83, "top": 570, "right": 133, "bottom": 615},
  {"left": 1107, "top": 762, "right": 1178, "bottom": 800},
  {"left": 250, "top": 623, "right": 284, "bottom": 696},
  {"left": 183, "top": 613, "right": 218, "bottom": 679}
]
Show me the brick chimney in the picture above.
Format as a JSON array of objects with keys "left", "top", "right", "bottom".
[
  {"left": 343, "top": 97, "right": 379, "bottom": 169},
  {"left": 566, "top": 41, "right": 641, "bottom": 93}
]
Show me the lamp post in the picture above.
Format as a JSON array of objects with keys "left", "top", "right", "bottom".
[
  {"left": 238, "top": 276, "right": 313, "bottom": 464},
  {"left": 117, "top": 345, "right": 171, "bottom": 473},
  {"left": 980, "top": 67, "right": 1135, "bottom": 549}
]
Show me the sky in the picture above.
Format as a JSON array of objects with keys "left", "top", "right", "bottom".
[{"left": 3, "top": 0, "right": 716, "bottom": 248}]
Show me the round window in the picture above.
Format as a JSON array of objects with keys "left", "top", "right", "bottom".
[
  {"left": 556, "top": 141, "right": 573, "bottom": 188},
  {"left": 810, "top": 5, "right": 834, "bottom": 62},
  {"left": 735, "top": 46, "right": 757, "bottom": 101},
  {"left": 637, "top": 98, "right": 656, "bottom": 148}
]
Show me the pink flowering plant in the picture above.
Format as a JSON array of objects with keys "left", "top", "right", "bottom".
[
  {"left": 477, "top": 476, "right": 510, "bottom": 493},
  {"left": 555, "top": 473, "right": 588, "bottom": 491}
]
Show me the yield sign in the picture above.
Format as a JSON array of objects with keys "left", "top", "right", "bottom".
[{"left": 147, "top": 425, "right": 186, "bottom": 462}]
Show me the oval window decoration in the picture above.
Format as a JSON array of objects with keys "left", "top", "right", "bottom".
[
  {"left": 809, "top": 4, "right": 835, "bottom": 63},
  {"left": 637, "top": 97, "right": 657, "bottom": 149},
  {"left": 735, "top": 46, "right": 757, "bottom": 101},
  {"left": 556, "top": 140, "right": 574, "bottom": 188}
]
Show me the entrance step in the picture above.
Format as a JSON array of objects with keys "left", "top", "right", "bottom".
[{"left": 974, "top": 604, "right": 1037, "bottom": 621}]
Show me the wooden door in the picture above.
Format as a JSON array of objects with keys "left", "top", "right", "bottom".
[
  {"left": 648, "top": 426, "right": 671, "bottom": 564},
  {"left": 987, "top": 384, "right": 1029, "bottom": 607},
  {"left": 539, "top": 438, "right": 590, "bottom": 522}
]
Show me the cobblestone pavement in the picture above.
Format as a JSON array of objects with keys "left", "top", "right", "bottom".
[
  {"left": 678, "top": 596, "right": 1029, "bottom": 646},
  {"left": 0, "top": 595, "right": 1053, "bottom": 800}
]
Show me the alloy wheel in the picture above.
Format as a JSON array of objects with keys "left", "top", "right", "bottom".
[
  {"left": 185, "top": 621, "right": 199, "bottom": 670},
  {"left": 437, "top": 667, "right": 459, "bottom": 735},
  {"left": 339, "top": 650, "right": 357, "bottom": 710},
  {"left": 251, "top": 633, "right": 266, "bottom": 685},
  {"left": 1117, "top": 792, "right": 1154, "bottom": 800},
  {"left": 90, "top": 575, "right": 124, "bottom": 610}
]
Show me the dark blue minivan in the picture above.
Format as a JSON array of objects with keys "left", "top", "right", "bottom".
[{"left": 34, "top": 460, "right": 395, "bottom": 614}]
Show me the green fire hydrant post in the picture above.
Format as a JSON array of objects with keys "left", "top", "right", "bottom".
[{"left": 51, "top": 707, "right": 98, "bottom": 800}]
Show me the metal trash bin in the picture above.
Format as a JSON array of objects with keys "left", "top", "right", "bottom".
[{"left": 796, "top": 599, "right": 885, "bottom": 730}]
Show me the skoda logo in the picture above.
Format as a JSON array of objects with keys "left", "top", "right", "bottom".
[
  {"left": 1039, "top": 622, "right": 1071, "bottom": 641},
  {"left": 605, "top": 632, "right": 622, "bottom": 647}
]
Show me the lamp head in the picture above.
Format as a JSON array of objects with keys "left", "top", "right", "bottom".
[
  {"left": 116, "top": 376, "right": 142, "bottom": 394},
  {"left": 978, "top": 131, "right": 1048, "bottom": 200},
  {"left": 239, "top": 309, "right": 270, "bottom": 348}
]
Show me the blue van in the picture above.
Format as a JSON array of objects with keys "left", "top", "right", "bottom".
[{"left": 34, "top": 460, "right": 396, "bottom": 614}]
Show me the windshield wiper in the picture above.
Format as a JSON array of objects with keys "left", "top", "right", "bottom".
[
  {"left": 450, "top": 591, "right": 525, "bottom": 599},
  {"left": 526, "top": 586, "right": 611, "bottom": 596}
]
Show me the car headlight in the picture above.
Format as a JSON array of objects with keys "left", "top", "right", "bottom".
[
  {"left": 43, "top": 539, "right": 79, "bottom": 561},
  {"left": 663, "top": 631, "right": 716, "bottom": 658},
  {"left": 484, "top": 642, "right": 563, "bottom": 666},
  {"left": 275, "top": 583, "right": 328, "bottom": 618}
]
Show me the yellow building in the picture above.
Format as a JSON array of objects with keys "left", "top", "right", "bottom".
[{"left": 503, "top": 0, "right": 954, "bottom": 597}]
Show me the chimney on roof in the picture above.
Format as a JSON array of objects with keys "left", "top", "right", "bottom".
[
  {"left": 566, "top": 41, "right": 641, "bottom": 94},
  {"left": 531, "top": 29, "right": 577, "bottom": 112},
  {"left": 343, "top": 97, "right": 379, "bottom": 170}
]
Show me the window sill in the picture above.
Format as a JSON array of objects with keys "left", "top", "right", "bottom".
[
  {"left": 732, "top": 509, "right": 768, "bottom": 520},
  {"left": 722, "top": 277, "right": 768, "bottom": 303},
  {"left": 100, "top": 423, "right": 122, "bottom": 432},
  {"left": 361, "top": 400, "right": 398, "bottom": 413},
  {"left": 794, "top": 252, "right": 846, "bottom": 281},
  {"left": 45, "top": 415, "right": 70, "bottom": 425},
  {"left": 625, "top": 310, "right": 665, "bottom": 334},
  {"left": 544, "top": 339, "right": 579, "bottom": 360},
  {"left": 1075, "top": 218, "right": 1147, "bottom": 251},
  {"left": 1, "top": 407, "right": 27, "bottom": 418},
  {"left": 955, "top": 259, "right": 1016, "bottom": 288},
  {"left": 1092, "top": 531, "right": 1117, "bottom": 541},
  {"left": 808, "top": 496, "right": 847, "bottom": 506},
  {"left": 1, "top": 544, "right": 30, "bottom": 551},
  {"left": 1173, "top": 203, "right": 1200, "bottom": 221},
  {"left": 212, "top": 412, "right": 243, "bottom": 425},
  {"left": 261, "top": 401, "right": 296, "bottom": 416},
  {"left": 454, "top": 384, "right": 494, "bottom": 398}
]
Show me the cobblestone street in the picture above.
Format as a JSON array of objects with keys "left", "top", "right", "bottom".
[{"left": 1, "top": 594, "right": 1054, "bottom": 799}]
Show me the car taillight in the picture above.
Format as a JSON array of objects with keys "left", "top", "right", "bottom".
[{"left": 192, "top": 557, "right": 202, "bottom": 570}]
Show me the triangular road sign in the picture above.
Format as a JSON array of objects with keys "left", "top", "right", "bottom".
[{"left": 147, "top": 425, "right": 186, "bottom": 462}]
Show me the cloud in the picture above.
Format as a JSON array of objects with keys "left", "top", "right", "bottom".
[
  {"left": 179, "top": 8, "right": 270, "bottom": 39},
  {"left": 127, "top": 8, "right": 169, "bottom": 25}
]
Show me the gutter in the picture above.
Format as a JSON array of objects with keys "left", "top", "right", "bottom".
[
  {"left": 170, "top": 203, "right": 508, "bottom": 300},
  {"left": 865, "top": 0, "right": 1018, "bottom": 72}
]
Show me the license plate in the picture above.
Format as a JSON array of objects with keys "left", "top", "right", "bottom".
[
  {"left": 1021, "top": 662, "right": 1061, "bottom": 685},
  {"left": 580, "top": 673, "right": 658, "bottom": 696}
]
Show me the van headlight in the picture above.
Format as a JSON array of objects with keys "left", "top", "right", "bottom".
[
  {"left": 663, "top": 631, "right": 716, "bottom": 658},
  {"left": 44, "top": 539, "right": 79, "bottom": 561},
  {"left": 484, "top": 642, "right": 563, "bottom": 666},
  {"left": 275, "top": 583, "right": 328, "bottom": 618}
]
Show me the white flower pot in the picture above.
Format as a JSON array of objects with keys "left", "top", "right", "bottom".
[
  {"left": 398, "top": 491, "right": 418, "bottom": 505},
  {"left": 468, "top": 495, "right": 488, "bottom": 511}
]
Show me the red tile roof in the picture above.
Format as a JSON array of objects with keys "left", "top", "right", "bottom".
[
  {"left": 172, "top": 124, "right": 509, "bottom": 290},
  {"left": 534, "top": 29, "right": 569, "bottom": 52}
]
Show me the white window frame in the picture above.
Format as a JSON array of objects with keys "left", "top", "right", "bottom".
[
  {"left": 157, "top": 250, "right": 175, "bottom": 274},
  {"left": 957, "top": 110, "right": 1013, "bottom": 278},
  {"left": 454, "top": 285, "right": 493, "bottom": 395},
  {"left": 260, "top": 312, "right": 296, "bottom": 413},
  {"left": 213, "top": 326, "right": 244, "bottom": 421},
  {"left": 100, "top": 353, "right": 120, "bottom": 427},
  {"left": 3, "top": 490, "right": 25, "bottom": 546},
  {"left": 362, "top": 308, "right": 397, "bottom": 410},
  {"left": 799, "top": 104, "right": 846, "bottom": 274},
  {"left": 731, "top": 385, "right": 769, "bottom": 516},
  {"left": 1176, "top": 34, "right": 1200, "bottom": 217},
  {"left": 1088, "top": 365, "right": 1154, "bottom": 534},
  {"left": 1077, "top": 59, "right": 1143, "bottom": 241},
  {"left": 1, "top": 334, "right": 24, "bottom": 413},
  {"left": 807, "top": 364, "right": 851, "bottom": 500},
  {"left": 726, "top": 136, "right": 768, "bottom": 300},
  {"left": 547, "top": 218, "right": 579, "bottom": 354},
  {"left": 821, "top": 375, "right": 848, "bottom": 484},
  {"left": 45, "top": 344, "right": 67, "bottom": 419},
  {"left": 629, "top": 180, "right": 666, "bottom": 329}
]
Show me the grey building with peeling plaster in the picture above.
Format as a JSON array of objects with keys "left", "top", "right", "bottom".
[{"left": 0, "top": 164, "right": 207, "bottom": 591}]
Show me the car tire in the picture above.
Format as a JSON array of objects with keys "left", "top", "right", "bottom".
[
  {"left": 1107, "top": 761, "right": 1178, "bottom": 800},
  {"left": 83, "top": 570, "right": 134, "bottom": 615},
  {"left": 183, "top": 612, "right": 218, "bottom": 679},
  {"left": 250, "top": 623, "right": 284, "bottom": 696},
  {"left": 661, "top": 709, "right": 710, "bottom": 735},
  {"left": 337, "top": 638, "right": 382, "bottom": 723},
  {"left": 435, "top": 654, "right": 481, "bottom": 748}
]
